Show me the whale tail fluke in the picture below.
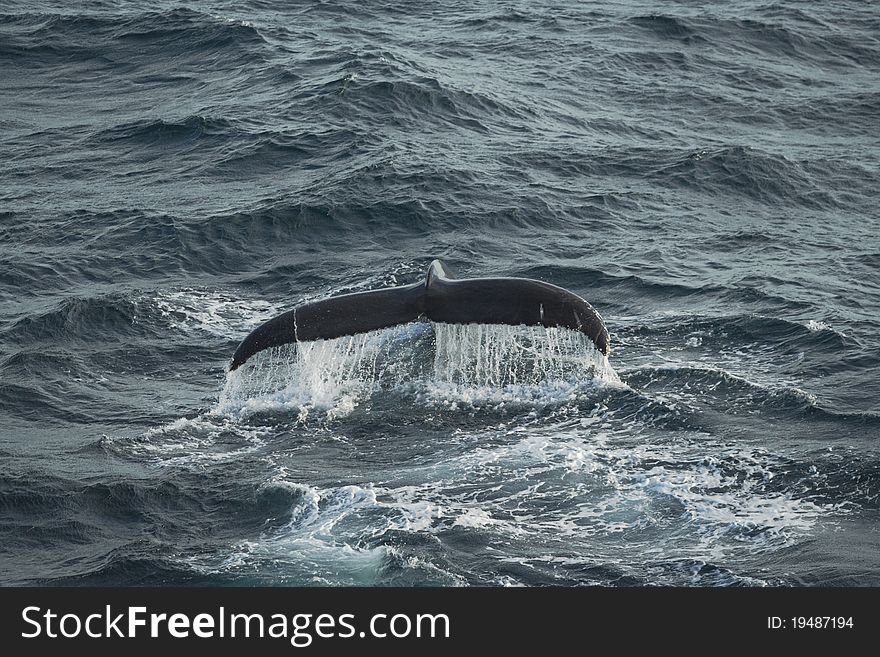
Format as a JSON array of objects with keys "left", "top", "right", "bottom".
[{"left": 229, "top": 260, "right": 609, "bottom": 371}]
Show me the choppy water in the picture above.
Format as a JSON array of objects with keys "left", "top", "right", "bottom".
[{"left": 1, "top": 0, "right": 878, "bottom": 586}]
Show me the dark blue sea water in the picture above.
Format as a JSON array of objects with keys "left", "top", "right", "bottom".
[{"left": 1, "top": 0, "right": 878, "bottom": 586}]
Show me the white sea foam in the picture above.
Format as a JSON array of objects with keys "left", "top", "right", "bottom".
[
  {"left": 804, "top": 319, "right": 846, "bottom": 337},
  {"left": 103, "top": 414, "right": 271, "bottom": 468},
  {"left": 185, "top": 481, "right": 386, "bottom": 584},
  {"left": 152, "top": 288, "right": 280, "bottom": 336},
  {"left": 359, "top": 424, "right": 831, "bottom": 559},
  {"left": 176, "top": 420, "right": 836, "bottom": 585}
]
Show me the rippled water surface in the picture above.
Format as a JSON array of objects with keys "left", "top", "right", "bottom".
[{"left": 1, "top": 0, "right": 878, "bottom": 585}]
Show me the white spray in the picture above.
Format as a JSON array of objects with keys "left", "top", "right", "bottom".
[{"left": 216, "top": 322, "right": 619, "bottom": 418}]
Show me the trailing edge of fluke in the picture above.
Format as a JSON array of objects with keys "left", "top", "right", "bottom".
[{"left": 229, "top": 260, "right": 610, "bottom": 371}]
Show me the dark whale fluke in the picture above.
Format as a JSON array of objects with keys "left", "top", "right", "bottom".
[{"left": 229, "top": 260, "right": 609, "bottom": 371}]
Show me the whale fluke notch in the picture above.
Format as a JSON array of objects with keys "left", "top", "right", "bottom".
[{"left": 229, "top": 260, "right": 610, "bottom": 371}]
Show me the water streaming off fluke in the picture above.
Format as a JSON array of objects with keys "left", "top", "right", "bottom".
[{"left": 217, "top": 322, "right": 619, "bottom": 418}]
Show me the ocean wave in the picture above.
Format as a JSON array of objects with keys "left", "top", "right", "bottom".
[
  {"left": 182, "top": 481, "right": 395, "bottom": 586},
  {"left": 209, "top": 127, "right": 371, "bottom": 175},
  {"left": 335, "top": 76, "right": 523, "bottom": 130},
  {"left": 628, "top": 15, "right": 705, "bottom": 43},
  {"left": 92, "top": 115, "right": 238, "bottom": 147},
  {"left": 0, "top": 287, "right": 274, "bottom": 376},
  {"left": 626, "top": 13, "right": 877, "bottom": 68},
  {"left": 777, "top": 92, "right": 880, "bottom": 136},
  {"left": 0, "top": 383, "right": 96, "bottom": 424},
  {"left": 180, "top": 432, "right": 830, "bottom": 586},
  {"left": 624, "top": 313, "right": 850, "bottom": 352},
  {"left": 3, "top": 295, "right": 141, "bottom": 344},
  {"left": 501, "top": 145, "right": 839, "bottom": 209},
  {"left": 461, "top": 8, "right": 538, "bottom": 28},
  {"left": 655, "top": 146, "right": 837, "bottom": 209},
  {"left": 0, "top": 8, "right": 268, "bottom": 62}
]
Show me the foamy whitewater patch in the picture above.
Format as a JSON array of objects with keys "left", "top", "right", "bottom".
[
  {"left": 102, "top": 414, "right": 271, "bottom": 468},
  {"left": 182, "top": 479, "right": 459, "bottom": 585},
  {"left": 366, "top": 423, "right": 835, "bottom": 558},
  {"left": 214, "top": 322, "right": 620, "bottom": 420},
  {"left": 804, "top": 319, "right": 846, "bottom": 338},
  {"left": 314, "top": 261, "right": 424, "bottom": 299},
  {"left": 151, "top": 288, "right": 281, "bottom": 337},
  {"left": 175, "top": 416, "right": 840, "bottom": 585}
]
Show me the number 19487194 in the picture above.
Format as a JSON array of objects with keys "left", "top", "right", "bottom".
[{"left": 768, "top": 617, "right": 854, "bottom": 630}]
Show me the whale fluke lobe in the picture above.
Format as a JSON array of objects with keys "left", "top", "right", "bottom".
[
  {"left": 229, "top": 260, "right": 609, "bottom": 371},
  {"left": 229, "top": 282, "right": 424, "bottom": 371}
]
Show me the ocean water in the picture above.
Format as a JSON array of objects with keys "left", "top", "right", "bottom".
[{"left": 1, "top": 0, "right": 878, "bottom": 586}]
